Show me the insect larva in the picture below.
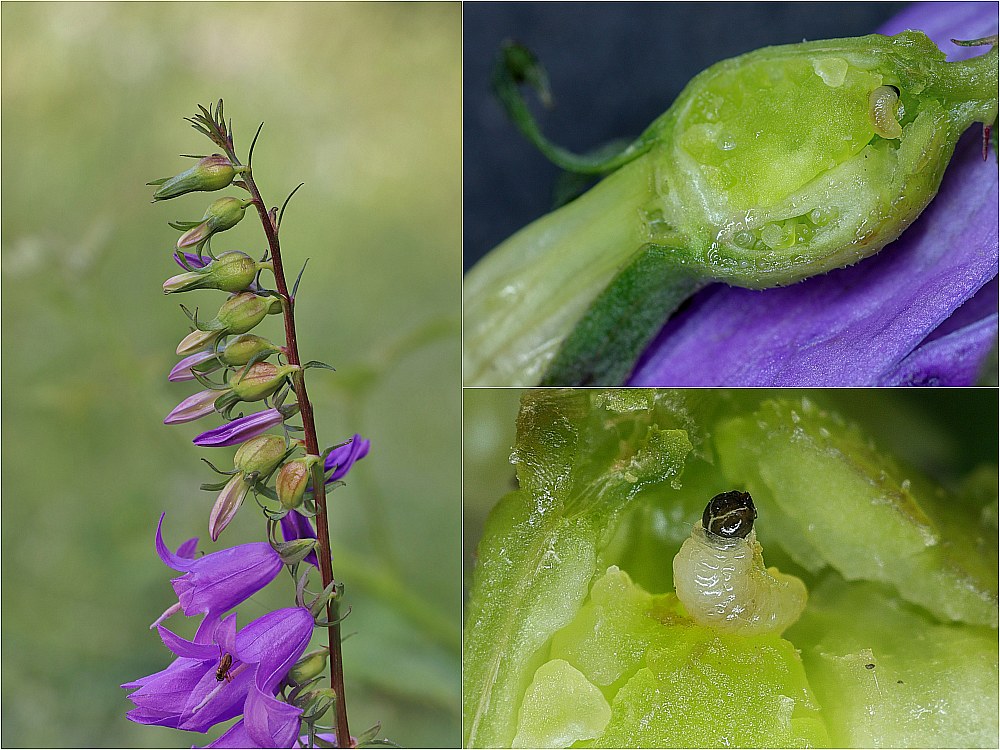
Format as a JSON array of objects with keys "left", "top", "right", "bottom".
[
  {"left": 673, "top": 491, "right": 807, "bottom": 636},
  {"left": 869, "top": 85, "right": 903, "bottom": 139}
]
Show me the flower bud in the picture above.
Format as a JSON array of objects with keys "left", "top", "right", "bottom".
[
  {"left": 233, "top": 434, "right": 287, "bottom": 476},
  {"left": 214, "top": 292, "right": 283, "bottom": 335},
  {"left": 176, "top": 328, "right": 222, "bottom": 356},
  {"left": 163, "top": 252, "right": 266, "bottom": 294},
  {"left": 168, "top": 350, "right": 219, "bottom": 382},
  {"left": 163, "top": 389, "right": 219, "bottom": 424},
  {"left": 177, "top": 197, "right": 252, "bottom": 251},
  {"left": 288, "top": 648, "right": 330, "bottom": 685},
  {"left": 221, "top": 334, "right": 281, "bottom": 366},
  {"left": 150, "top": 155, "right": 242, "bottom": 201},
  {"left": 276, "top": 455, "right": 321, "bottom": 510},
  {"left": 210, "top": 473, "right": 252, "bottom": 541},
  {"left": 228, "top": 362, "right": 300, "bottom": 402}
]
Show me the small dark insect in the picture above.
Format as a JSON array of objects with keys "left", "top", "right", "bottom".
[
  {"left": 216, "top": 651, "right": 234, "bottom": 683},
  {"left": 865, "top": 663, "right": 876, "bottom": 670},
  {"left": 703, "top": 490, "right": 757, "bottom": 539}
]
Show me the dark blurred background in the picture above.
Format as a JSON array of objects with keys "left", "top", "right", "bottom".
[
  {"left": 463, "top": 2, "right": 906, "bottom": 269},
  {"left": 2, "top": 4, "right": 460, "bottom": 747}
]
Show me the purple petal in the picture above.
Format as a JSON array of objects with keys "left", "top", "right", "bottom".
[
  {"left": 171, "top": 542, "right": 283, "bottom": 617},
  {"left": 235, "top": 607, "right": 314, "bottom": 693},
  {"left": 155, "top": 514, "right": 199, "bottom": 573},
  {"left": 629, "top": 4, "right": 998, "bottom": 387},
  {"left": 176, "top": 252, "right": 210, "bottom": 271},
  {"left": 324, "top": 434, "right": 370, "bottom": 483},
  {"left": 157, "top": 625, "right": 222, "bottom": 661},
  {"left": 879, "top": 312, "right": 999, "bottom": 386},
  {"left": 170, "top": 350, "right": 219, "bottom": 382},
  {"left": 165, "top": 389, "right": 220, "bottom": 425},
  {"left": 194, "top": 409, "right": 285, "bottom": 447},
  {"left": 244, "top": 685, "right": 302, "bottom": 748},
  {"left": 199, "top": 719, "right": 252, "bottom": 748},
  {"left": 279, "top": 510, "right": 319, "bottom": 568}
]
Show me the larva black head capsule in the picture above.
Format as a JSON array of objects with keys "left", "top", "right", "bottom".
[{"left": 703, "top": 490, "right": 757, "bottom": 539}]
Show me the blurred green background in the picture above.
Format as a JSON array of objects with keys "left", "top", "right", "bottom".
[{"left": 2, "top": 3, "right": 461, "bottom": 747}]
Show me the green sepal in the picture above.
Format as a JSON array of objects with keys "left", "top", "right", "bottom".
[
  {"left": 492, "top": 42, "right": 657, "bottom": 175},
  {"left": 200, "top": 479, "right": 233, "bottom": 492},
  {"left": 274, "top": 538, "right": 318, "bottom": 567},
  {"left": 169, "top": 220, "right": 202, "bottom": 231},
  {"left": 146, "top": 177, "right": 169, "bottom": 186},
  {"left": 540, "top": 245, "right": 707, "bottom": 386},
  {"left": 302, "top": 360, "right": 336, "bottom": 373}
]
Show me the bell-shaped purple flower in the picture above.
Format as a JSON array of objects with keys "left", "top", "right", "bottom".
[
  {"left": 324, "top": 434, "right": 370, "bottom": 484},
  {"left": 193, "top": 408, "right": 288, "bottom": 447},
  {"left": 154, "top": 514, "right": 283, "bottom": 618},
  {"left": 122, "top": 607, "right": 314, "bottom": 740}
]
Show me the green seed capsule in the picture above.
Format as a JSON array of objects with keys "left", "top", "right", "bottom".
[{"left": 464, "top": 31, "right": 999, "bottom": 386}]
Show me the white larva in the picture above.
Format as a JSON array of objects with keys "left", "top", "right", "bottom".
[
  {"left": 673, "top": 494, "right": 807, "bottom": 636},
  {"left": 869, "top": 85, "right": 903, "bottom": 139}
]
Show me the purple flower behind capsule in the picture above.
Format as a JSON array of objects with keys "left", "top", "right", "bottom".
[
  {"left": 169, "top": 350, "right": 219, "bottom": 382},
  {"left": 154, "top": 514, "right": 283, "bottom": 617},
  {"left": 194, "top": 409, "right": 286, "bottom": 447},
  {"left": 279, "top": 511, "right": 319, "bottom": 569},
  {"left": 324, "top": 434, "right": 370, "bottom": 483}
]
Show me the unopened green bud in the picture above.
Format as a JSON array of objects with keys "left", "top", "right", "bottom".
[
  {"left": 214, "top": 292, "right": 283, "bottom": 334},
  {"left": 149, "top": 155, "right": 243, "bottom": 201},
  {"left": 276, "top": 455, "right": 321, "bottom": 510},
  {"left": 221, "top": 334, "right": 281, "bottom": 366},
  {"left": 228, "top": 362, "right": 300, "bottom": 401},
  {"left": 233, "top": 434, "right": 287, "bottom": 476},
  {"left": 205, "top": 196, "right": 250, "bottom": 231},
  {"left": 176, "top": 328, "right": 222, "bottom": 356},
  {"left": 177, "top": 197, "right": 253, "bottom": 251},
  {"left": 288, "top": 648, "right": 329, "bottom": 685},
  {"left": 163, "top": 252, "right": 265, "bottom": 294}
]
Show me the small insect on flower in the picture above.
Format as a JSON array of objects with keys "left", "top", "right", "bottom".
[{"left": 216, "top": 650, "right": 234, "bottom": 683}]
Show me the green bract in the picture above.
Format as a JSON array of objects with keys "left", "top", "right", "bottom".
[
  {"left": 463, "top": 32, "right": 999, "bottom": 386},
  {"left": 463, "top": 390, "right": 999, "bottom": 748}
]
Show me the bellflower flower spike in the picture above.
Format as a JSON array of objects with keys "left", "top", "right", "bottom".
[
  {"left": 164, "top": 389, "right": 219, "bottom": 425},
  {"left": 193, "top": 407, "right": 292, "bottom": 447},
  {"left": 324, "top": 434, "right": 370, "bottom": 484},
  {"left": 122, "top": 608, "right": 313, "bottom": 738},
  {"left": 154, "top": 514, "right": 283, "bottom": 617}
]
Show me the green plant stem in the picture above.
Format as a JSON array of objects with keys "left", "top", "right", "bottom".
[{"left": 240, "top": 166, "right": 352, "bottom": 747}]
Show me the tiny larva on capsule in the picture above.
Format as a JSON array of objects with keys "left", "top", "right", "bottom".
[{"left": 674, "top": 490, "right": 807, "bottom": 636}]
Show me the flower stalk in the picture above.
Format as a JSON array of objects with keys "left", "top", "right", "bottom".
[{"left": 209, "top": 114, "right": 353, "bottom": 747}]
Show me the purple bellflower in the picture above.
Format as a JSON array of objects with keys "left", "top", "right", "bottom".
[
  {"left": 629, "top": 1, "right": 998, "bottom": 387},
  {"left": 324, "top": 434, "right": 370, "bottom": 483},
  {"left": 123, "top": 607, "right": 314, "bottom": 745},
  {"left": 194, "top": 408, "right": 286, "bottom": 447},
  {"left": 152, "top": 514, "right": 283, "bottom": 624}
]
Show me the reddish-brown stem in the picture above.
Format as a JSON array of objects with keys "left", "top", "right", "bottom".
[{"left": 241, "top": 168, "right": 351, "bottom": 747}]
